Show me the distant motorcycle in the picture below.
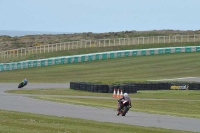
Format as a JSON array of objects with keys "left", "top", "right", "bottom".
[
  {"left": 18, "top": 81, "right": 28, "bottom": 88},
  {"left": 117, "top": 99, "right": 131, "bottom": 116}
]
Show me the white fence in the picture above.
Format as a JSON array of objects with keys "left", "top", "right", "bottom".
[{"left": 1, "top": 34, "right": 200, "bottom": 59}]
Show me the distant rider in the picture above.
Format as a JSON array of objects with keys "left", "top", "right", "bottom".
[
  {"left": 22, "top": 78, "right": 28, "bottom": 85},
  {"left": 117, "top": 93, "right": 132, "bottom": 112}
]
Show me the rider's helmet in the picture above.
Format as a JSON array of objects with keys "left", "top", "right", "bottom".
[{"left": 124, "top": 93, "right": 128, "bottom": 97}]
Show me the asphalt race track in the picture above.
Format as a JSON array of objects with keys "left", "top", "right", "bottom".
[{"left": 0, "top": 83, "right": 200, "bottom": 132}]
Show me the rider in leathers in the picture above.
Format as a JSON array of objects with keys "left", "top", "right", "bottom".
[{"left": 117, "top": 93, "right": 132, "bottom": 113}]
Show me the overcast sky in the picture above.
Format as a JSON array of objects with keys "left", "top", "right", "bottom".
[{"left": 0, "top": 0, "right": 200, "bottom": 33}]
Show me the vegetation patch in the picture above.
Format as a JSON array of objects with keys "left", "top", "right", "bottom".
[{"left": 0, "top": 109, "right": 193, "bottom": 133}]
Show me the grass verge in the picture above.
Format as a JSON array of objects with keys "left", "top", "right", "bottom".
[{"left": 0, "top": 109, "right": 194, "bottom": 133}]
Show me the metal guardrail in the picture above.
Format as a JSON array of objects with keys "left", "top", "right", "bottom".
[
  {"left": 1, "top": 34, "right": 200, "bottom": 60},
  {"left": 1, "top": 46, "right": 200, "bottom": 72}
]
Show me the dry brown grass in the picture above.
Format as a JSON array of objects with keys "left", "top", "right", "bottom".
[{"left": 1, "top": 30, "right": 200, "bottom": 51}]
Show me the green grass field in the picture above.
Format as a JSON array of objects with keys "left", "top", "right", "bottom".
[
  {"left": 0, "top": 109, "right": 193, "bottom": 133},
  {"left": 1, "top": 52, "right": 200, "bottom": 84}
]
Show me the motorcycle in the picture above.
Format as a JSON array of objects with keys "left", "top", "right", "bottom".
[
  {"left": 117, "top": 99, "right": 131, "bottom": 116},
  {"left": 18, "top": 81, "right": 28, "bottom": 88}
]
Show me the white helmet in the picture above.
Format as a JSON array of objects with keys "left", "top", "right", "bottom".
[{"left": 124, "top": 93, "right": 128, "bottom": 97}]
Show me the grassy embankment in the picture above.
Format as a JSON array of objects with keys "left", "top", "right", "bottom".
[
  {"left": 0, "top": 109, "right": 193, "bottom": 133},
  {"left": 1, "top": 42, "right": 200, "bottom": 63},
  {"left": 1, "top": 51, "right": 200, "bottom": 84}
]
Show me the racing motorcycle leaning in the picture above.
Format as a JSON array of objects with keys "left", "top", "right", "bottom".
[
  {"left": 18, "top": 80, "right": 28, "bottom": 88},
  {"left": 117, "top": 99, "right": 132, "bottom": 116}
]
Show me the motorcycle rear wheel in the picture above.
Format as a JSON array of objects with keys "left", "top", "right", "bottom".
[{"left": 122, "top": 106, "right": 128, "bottom": 116}]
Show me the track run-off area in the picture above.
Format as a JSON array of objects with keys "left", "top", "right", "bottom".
[{"left": 0, "top": 81, "right": 200, "bottom": 132}]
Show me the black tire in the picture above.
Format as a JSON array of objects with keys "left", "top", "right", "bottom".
[
  {"left": 122, "top": 106, "right": 129, "bottom": 116},
  {"left": 18, "top": 83, "right": 23, "bottom": 88}
]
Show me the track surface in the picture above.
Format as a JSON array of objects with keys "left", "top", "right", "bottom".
[{"left": 0, "top": 83, "right": 200, "bottom": 132}]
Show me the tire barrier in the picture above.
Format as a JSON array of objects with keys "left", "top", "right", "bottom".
[
  {"left": 134, "top": 83, "right": 170, "bottom": 90},
  {"left": 70, "top": 82, "right": 138, "bottom": 93},
  {"left": 70, "top": 82, "right": 200, "bottom": 94},
  {"left": 70, "top": 82, "right": 110, "bottom": 93}
]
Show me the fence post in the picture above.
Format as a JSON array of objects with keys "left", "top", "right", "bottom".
[
  {"left": 56, "top": 43, "right": 57, "bottom": 51},
  {"left": 153, "top": 36, "right": 154, "bottom": 44},
  {"left": 27, "top": 48, "right": 29, "bottom": 56},
  {"left": 98, "top": 40, "right": 100, "bottom": 47},
  {"left": 175, "top": 36, "right": 176, "bottom": 42},
  {"left": 142, "top": 37, "right": 144, "bottom": 44},
  {"left": 164, "top": 36, "right": 165, "bottom": 43},
  {"left": 181, "top": 35, "right": 183, "bottom": 42},
  {"left": 72, "top": 42, "right": 74, "bottom": 49},
  {"left": 67, "top": 42, "right": 69, "bottom": 49}
]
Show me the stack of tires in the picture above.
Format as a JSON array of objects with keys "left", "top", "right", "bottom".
[{"left": 70, "top": 82, "right": 110, "bottom": 93}]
